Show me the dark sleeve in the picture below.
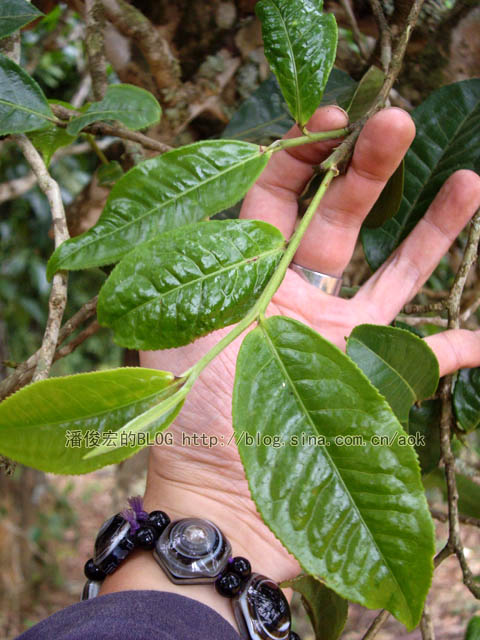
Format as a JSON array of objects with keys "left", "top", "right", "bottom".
[{"left": 15, "top": 591, "right": 241, "bottom": 640}]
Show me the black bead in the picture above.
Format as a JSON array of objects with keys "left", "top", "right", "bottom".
[
  {"left": 215, "top": 571, "right": 243, "bottom": 598},
  {"left": 84, "top": 558, "right": 106, "bottom": 581},
  {"left": 134, "top": 525, "right": 158, "bottom": 550},
  {"left": 148, "top": 510, "right": 170, "bottom": 535},
  {"left": 289, "top": 632, "right": 301, "bottom": 640},
  {"left": 230, "top": 556, "right": 251, "bottom": 579}
]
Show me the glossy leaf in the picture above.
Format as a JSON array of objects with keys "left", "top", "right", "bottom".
[
  {"left": 0, "top": 0, "right": 43, "bottom": 39},
  {"left": 282, "top": 575, "right": 348, "bottom": 640},
  {"left": 256, "top": 0, "right": 338, "bottom": 127},
  {"left": 363, "top": 79, "right": 480, "bottom": 270},
  {"left": 46, "top": 140, "right": 271, "bottom": 278},
  {"left": 0, "top": 53, "right": 54, "bottom": 135},
  {"left": 97, "top": 160, "right": 124, "bottom": 186},
  {"left": 453, "top": 367, "right": 480, "bottom": 432},
  {"left": 97, "top": 220, "right": 285, "bottom": 349},
  {"left": 363, "top": 160, "right": 404, "bottom": 229},
  {"left": 0, "top": 368, "right": 182, "bottom": 474},
  {"left": 233, "top": 315, "right": 435, "bottom": 630},
  {"left": 346, "top": 66, "right": 384, "bottom": 122},
  {"left": 223, "top": 69, "right": 355, "bottom": 143},
  {"left": 466, "top": 616, "right": 480, "bottom": 640},
  {"left": 408, "top": 400, "right": 441, "bottom": 475},
  {"left": 346, "top": 324, "right": 439, "bottom": 427},
  {"left": 28, "top": 123, "right": 76, "bottom": 166},
  {"left": 66, "top": 84, "right": 162, "bottom": 136}
]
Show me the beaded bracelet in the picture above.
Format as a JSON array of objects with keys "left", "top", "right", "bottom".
[{"left": 82, "top": 497, "right": 300, "bottom": 640}]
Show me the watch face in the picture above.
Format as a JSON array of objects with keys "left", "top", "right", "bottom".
[
  {"left": 233, "top": 574, "right": 291, "bottom": 640},
  {"left": 154, "top": 518, "right": 232, "bottom": 583},
  {"left": 93, "top": 514, "right": 132, "bottom": 573}
]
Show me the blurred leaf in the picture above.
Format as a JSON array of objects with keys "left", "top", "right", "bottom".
[
  {"left": 98, "top": 220, "right": 285, "bottom": 349},
  {"left": 408, "top": 400, "right": 442, "bottom": 474},
  {"left": 346, "top": 66, "right": 384, "bottom": 122},
  {"left": 0, "top": 368, "right": 181, "bottom": 474},
  {"left": 363, "top": 160, "right": 404, "bottom": 228},
  {"left": 346, "top": 324, "right": 439, "bottom": 427},
  {"left": 47, "top": 141, "right": 271, "bottom": 277},
  {"left": 256, "top": 0, "right": 337, "bottom": 127},
  {"left": 362, "top": 79, "right": 480, "bottom": 270},
  {"left": 426, "top": 469, "right": 480, "bottom": 519},
  {"left": 0, "top": 53, "right": 54, "bottom": 134},
  {"left": 66, "top": 84, "right": 161, "bottom": 135},
  {"left": 233, "top": 315, "right": 435, "bottom": 630},
  {"left": 97, "top": 160, "right": 124, "bottom": 186},
  {"left": 0, "top": 0, "right": 43, "bottom": 39},
  {"left": 282, "top": 575, "right": 348, "bottom": 640},
  {"left": 453, "top": 367, "right": 480, "bottom": 432},
  {"left": 224, "top": 69, "right": 355, "bottom": 143},
  {"left": 466, "top": 616, "right": 480, "bottom": 640},
  {"left": 28, "top": 124, "right": 76, "bottom": 166}
]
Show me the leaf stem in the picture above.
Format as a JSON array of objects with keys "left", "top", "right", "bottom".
[
  {"left": 268, "top": 128, "right": 349, "bottom": 152},
  {"left": 85, "top": 133, "right": 109, "bottom": 165}
]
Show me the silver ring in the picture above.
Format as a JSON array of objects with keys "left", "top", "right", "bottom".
[{"left": 290, "top": 262, "right": 342, "bottom": 296}]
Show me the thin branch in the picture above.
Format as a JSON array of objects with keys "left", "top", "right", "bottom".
[
  {"left": 340, "top": 0, "right": 370, "bottom": 60},
  {"left": 402, "top": 302, "right": 445, "bottom": 314},
  {"left": 53, "top": 320, "right": 100, "bottom": 361},
  {"left": 71, "top": 73, "right": 92, "bottom": 108},
  {"left": 85, "top": 0, "right": 108, "bottom": 100},
  {"left": 0, "top": 173, "right": 37, "bottom": 204},
  {"left": 420, "top": 603, "right": 435, "bottom": 640},
  {"left": 461, "top": 296, "right": 480, "bottom": 323},
  {"left": 438, "top": 207, "right": 480, "bottom": 599},
  {"left": 430, "top": 508, "right": 480, "bottom": 529},
  {"left": 0, "top": 296, "right": 98, "bottom": 401},
  {"left": 396, "top": 315, "right": 448, "bottom": 327},
  {"left": 15, "top": 136, "right": 69, "bottom": 382},
  {"left": 361, "top": 610, "right": 390, "bottom": 640},
  {"left": 51, "top": 104, "right": 172, "bottom": 153},
  {"left": 369, "top": 0, "right": 392, "bottom": 71}
]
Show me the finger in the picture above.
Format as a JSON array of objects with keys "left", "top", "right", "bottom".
[
  {"left": 356, "top": 170, "right": 480, "bottom": 322},
  {"left": 425, "top": 330, "right": 480, "bottom": 376},
  {"left": 240, "top": 106, "right": 349, "bottom": 238},
  {"left": 293, "top": 108, "right": 415, "bottom": 275}
]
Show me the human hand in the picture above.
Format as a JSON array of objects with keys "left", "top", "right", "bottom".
[{"left": 104, "top": 107, "right": 480, "bottom": 614}]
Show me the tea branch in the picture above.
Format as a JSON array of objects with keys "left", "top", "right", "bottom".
[
  {"left": 360, "top": 609, "right": 390, "bottom": 640},
  {"left": 85, "top": 0, "right": 108, "bottom": 100},
  {"left": 369, "top": 0, "right": 392, "bottom": 72},
  {"left": 419, "top": 604, "right": 435, "bottom": 640},
  {"left": 340, "top": 0, "right": 370, "bottom": 61}
]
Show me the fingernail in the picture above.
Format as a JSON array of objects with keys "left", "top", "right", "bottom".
[{"left": 330, "top": 105, "right": 349, "bottom": 121}]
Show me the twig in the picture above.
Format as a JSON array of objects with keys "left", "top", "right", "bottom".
[
  {"left": 0, "top": 296, "right": 98, "bottom": 401},
  {"left": 0, "top": 173, "right": 37, "bottom": 204},
  {"left": 340, "top": 0, "right": 370, "bottom": 60},
  {"left": 420, "top": 603, "right": 435, "bottom": 640},
  {"left": 430, "top": 508, "right": 480, "bottom": 529},
  {"left": 85, "top": 0, "right": 108, "bottom": 100},
  {"left": 51, "top": 104, "right": 172, "bottom": 153},
  {"left": 461, "top": 296, "right": 480, "bottom": 323},
  {"left": 361, "top": 609, "right": 390, "bottom": 640},
  {"left": 71, "top": 73, "right": 92, "bottom": 108},
  {"left": 322, "top": 0, "right": 426, "bottom": 173},
  {"left": 53, "top": 320, "right": 101, "bottom": 361},
  {"left": 438, "top": 207, "right": 480, "bottom": 599},
  {"left": 396, "top": 315, "right": 448, "bottom": 327},
  {"left": 369, "top": 0, "right": 392, "bottom": 71},
  {"left": 402, "top": 302, "right": 445, "bottom": 314},
  {"left": 15, "top": 137, "right": 69, "bottom": 382}
]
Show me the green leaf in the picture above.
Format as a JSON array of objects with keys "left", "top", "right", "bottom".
[
  {"left": 223, "top": 69, "right": 355, "bottom": 143},
  {"left": 256, "top": 0, "right": 338, "bottom": 127},
  {"left": 346, "top": 66, "right": 384, "bottom": 122},
  {"left": 66, "top": 84, "right": 162, "bottom": 136},
  {"left": 0, "top": 368, "right": 182, "bottom": 474},
  {"left": 97, "top": 220, "right": 285, "bottom": 350},
  {"left": 28, "top": 124, "right": 76, "bottom": 166},
  {"left": 46, "top": 140, "right": 271, "bottom": 278},
  {"left": 281, "top": 575, "right": 348, "bottom": 640},
  {"left": 362, "top": 79, "right": 480, "bottom": 270},
  {"left": 363, "top": 160, "right": 404, "bottom": 229},
  {"left": 453, "top": 367, "right": 480, "bottom": 432},
  {"left": 233, "top": 315, "right": 434, "bottom": 630},
  {"left": 466, "top": 616, "right": 480, "bottom": 640},
  {"left": 346, "top": 324, "right": 439, "bottom": 427},
  {"left": 0, "top": 53, "right": 54, "bottom": 135},
  {"left": 408, "top": 400, "right": 441, "bottom": 475},
  {"left": 0, "top": 0, "right": 43, "bottom": 39},
  {"left": 97, "top": 160, "right": 124, "bottom": 186}
]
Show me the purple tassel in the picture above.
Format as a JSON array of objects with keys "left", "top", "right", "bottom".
[{"left": 122, "top": 495, "right": 149, "bottom": 533}]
